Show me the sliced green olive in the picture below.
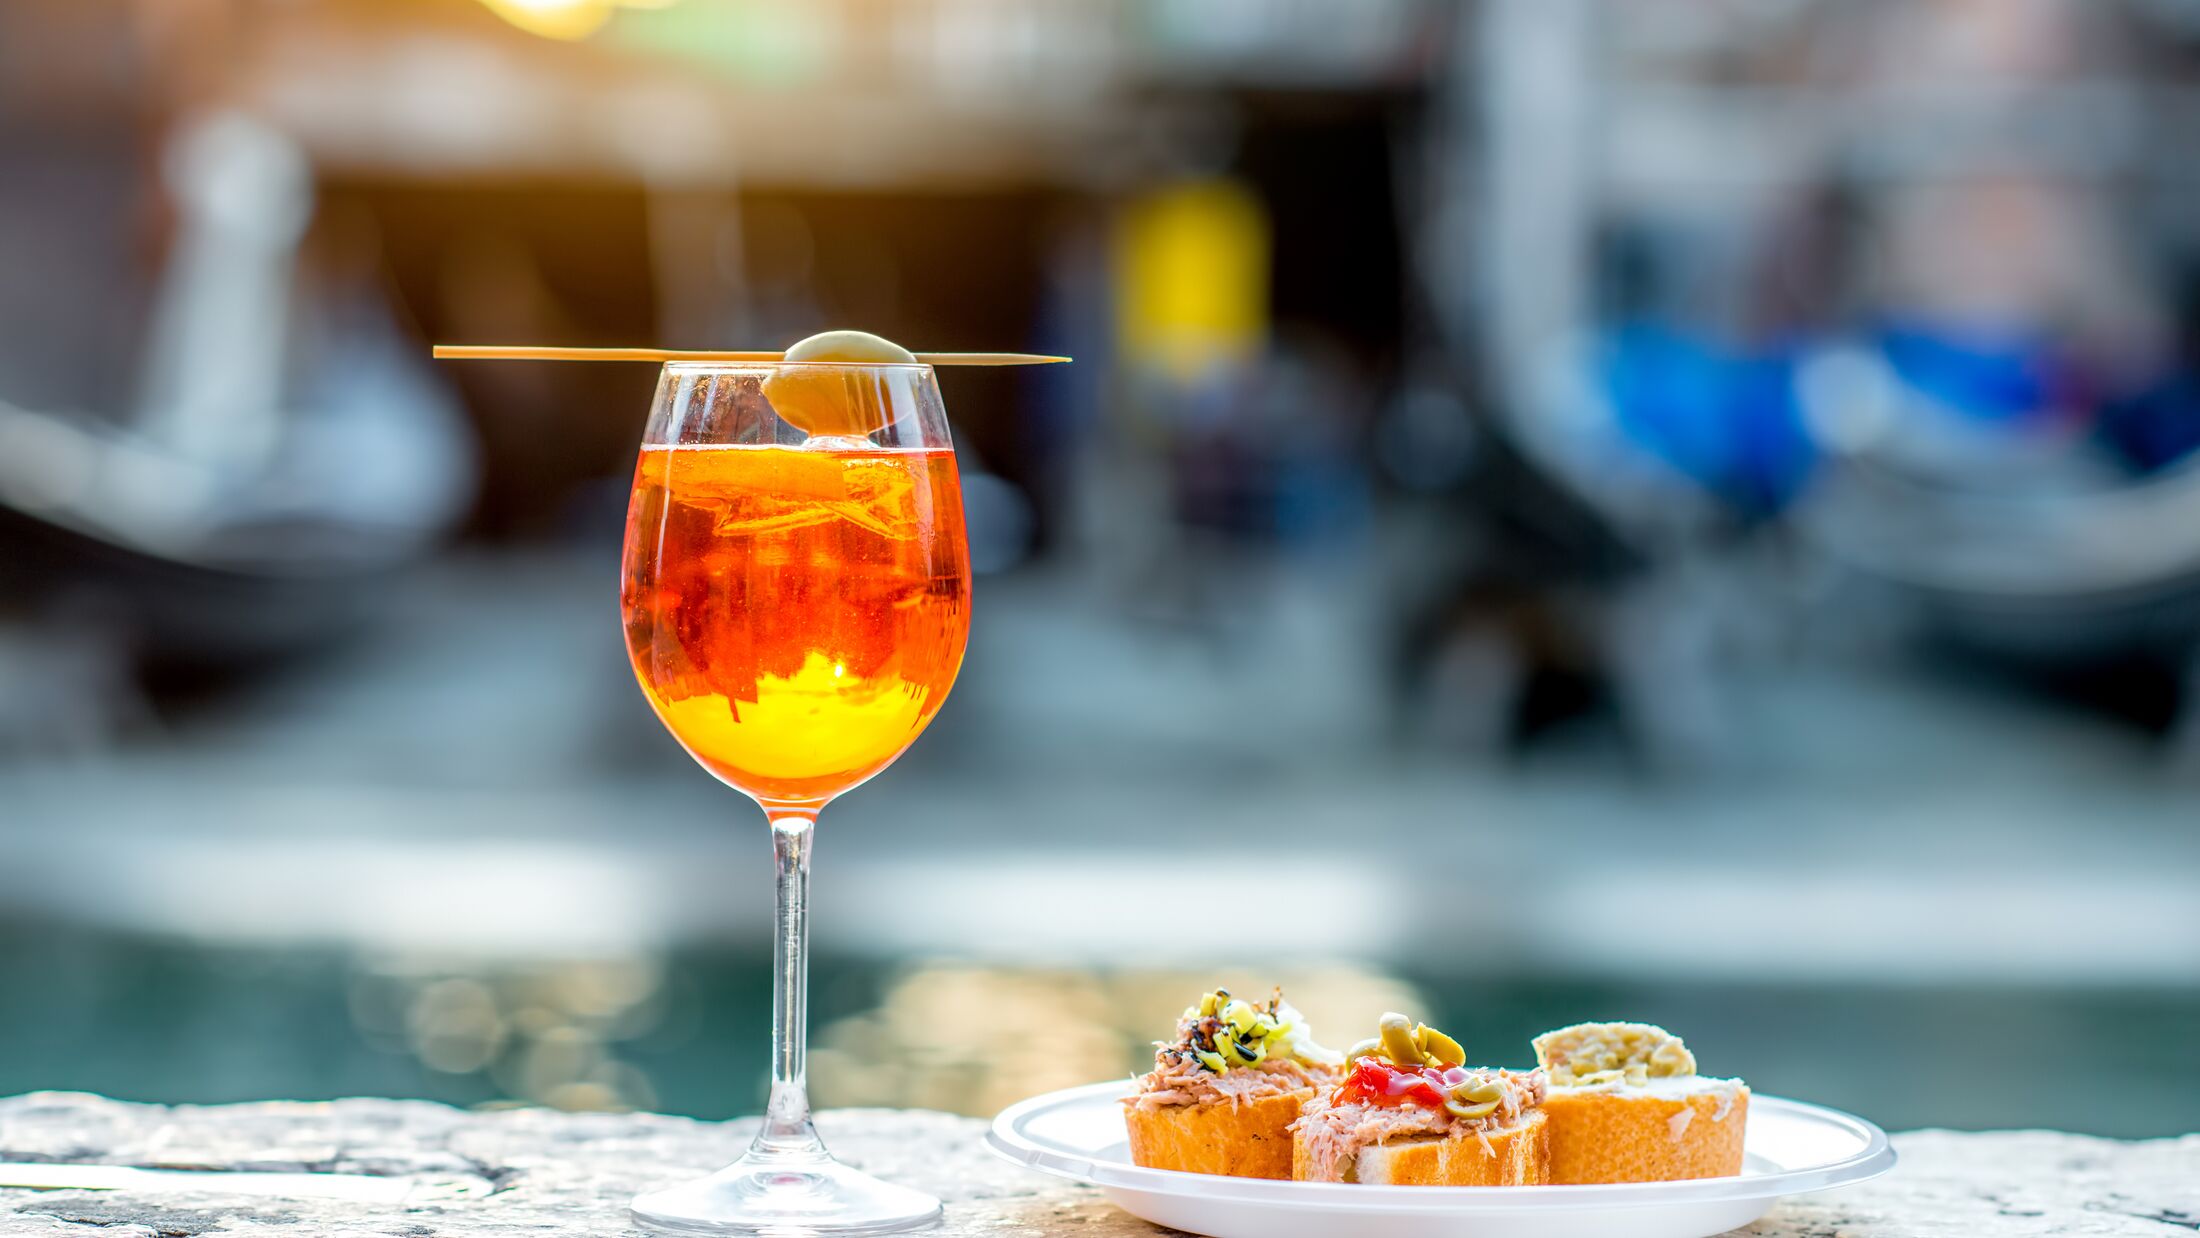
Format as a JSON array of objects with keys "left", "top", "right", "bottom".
[
  {"left": 1444, "top": 1076, "right": 1506, "bottom": 1118},
  {"left": 1345, "top": 1038, "right": 1384, "bottom": 1067},
  {"left": 1415, "top": 1025, "right": 1466, "bottom": 1068},
  {"left": 1450, "top": 1079, "right": 1506, "bottom": 1104},
  {"left": 1195, "top": 1048, "right": 1228, "bottom": 1072},
  {"left": 1199, "top": 992, "right": 1221, "bottom": 1018},
  {"left": 1378, "top": 1013, "right": 1425, "bottom": 1066}
]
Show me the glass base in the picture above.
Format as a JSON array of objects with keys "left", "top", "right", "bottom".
[{"left": 631, "top": 1154, "right": 943, "bottom": 1236}]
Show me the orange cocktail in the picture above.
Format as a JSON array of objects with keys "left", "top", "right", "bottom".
[
  {"left": 614, "top": 337, "right": 1021, "bottom": 1235},
  {"left": 620, "top": 441, "right": 971, "bottom": 805}
]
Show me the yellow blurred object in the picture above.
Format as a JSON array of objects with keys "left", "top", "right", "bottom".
[
  {"left": 1115, "top": 179, "right": 1271, "bottom": 383},
  {"left": 476, "top": 0, "right": 678, "bottom": 41},
  {"left": 477, "top": 0, "right": 615, "bottom": 41}
]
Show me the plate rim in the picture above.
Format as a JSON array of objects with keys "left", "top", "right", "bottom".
[{"left": 986, "top": 1079, "right": 1896, "bottom": 1210}]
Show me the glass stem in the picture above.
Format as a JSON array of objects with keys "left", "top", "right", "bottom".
[{"left": 752, "top": 808, "right": 826, "bottom": 1162}]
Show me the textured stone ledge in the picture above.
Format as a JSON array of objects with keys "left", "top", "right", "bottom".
[{"left": 0, "top": 1092, "right": 2192, "bottom": 1235}]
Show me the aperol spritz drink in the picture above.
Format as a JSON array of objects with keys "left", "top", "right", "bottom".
[
  {"left": 621, "top": 357, "right": 969, "bottom": 1235},
  {"left": 622, "top": 443, "right": 970, "bottom": 805}
]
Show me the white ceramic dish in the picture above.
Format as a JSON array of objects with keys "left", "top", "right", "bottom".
[{"left": 987, "top": 1080, "right": 1894, "bottom": 1238}]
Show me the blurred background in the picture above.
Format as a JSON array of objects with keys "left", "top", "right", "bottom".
[{"left": 2, "top": 0, "right": 2198, "bottom": 1137}]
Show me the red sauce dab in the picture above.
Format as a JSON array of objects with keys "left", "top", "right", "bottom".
[{"left": 1333, "top": 1058, "right": 1471, "bottom": 1110}]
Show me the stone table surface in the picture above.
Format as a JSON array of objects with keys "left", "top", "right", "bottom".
[{"left": 0, "top": 1092, "right": 2193, "bottom": 1236}]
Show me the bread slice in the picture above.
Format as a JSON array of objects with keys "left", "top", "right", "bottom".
[
  {"left": 1291, "top": 1109, "right": 1549, "bottom": 1185},
  {"left": 1125, "top": 1089, "right": 1312, "bottom": 1180},
  {"left": 1542, "top": 1083, "right": 1748, "bottom": 1184}
]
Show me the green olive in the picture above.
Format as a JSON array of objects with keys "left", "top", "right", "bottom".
[
  {"left": 1345, "top": 1038, "right": 1384, "bottom": 1067},
  {"left": 1444, "top": 1096, "right": 1501, "bottom": 1119},
  {"left": 1415, "top": 1025, "right": 1466, "bottom": 1068},
  {"left": 1378, "top": 1013, "right": 1425, "bottom": 1066}
]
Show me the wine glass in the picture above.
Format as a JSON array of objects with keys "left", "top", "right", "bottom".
[{"left": 621, "top": 360, "right": 971, "bottom": 1234}]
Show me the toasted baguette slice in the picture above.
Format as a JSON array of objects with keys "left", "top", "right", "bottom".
[
  {"left": 1125, "top": 1089, "right": 1312, "bottom": 1180},
  {"left": 1291, "top": 1109, "right": 1549, "bottom": 1185},
  {"left": 1542, "top": 1083, "right": 1748, "bottom": 1184}
]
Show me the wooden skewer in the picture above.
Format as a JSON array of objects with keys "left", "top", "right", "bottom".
[{"left": 432, "top": 345, "right": 1070, "bottom": 366}]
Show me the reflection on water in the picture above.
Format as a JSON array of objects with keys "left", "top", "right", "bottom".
[
  {"left": 348, "top": 956, "right": 665, "bottom": 1113},
  {"left": 3, "top": 923, "right": 2195, "bottom": 1137}
]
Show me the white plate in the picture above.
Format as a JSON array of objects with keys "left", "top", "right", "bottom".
[{"left": 987, "top": 1081, "right": 1895, "bottom": 1238}]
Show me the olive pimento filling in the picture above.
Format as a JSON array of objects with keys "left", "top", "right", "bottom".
[{"left": 1334, "top": 1013, "right": 1523, "bottom": 1118}]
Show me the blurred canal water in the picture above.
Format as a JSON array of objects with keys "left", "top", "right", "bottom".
[{"left": 5, "top": 920, "right": 2195, "bottom": 1138}]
